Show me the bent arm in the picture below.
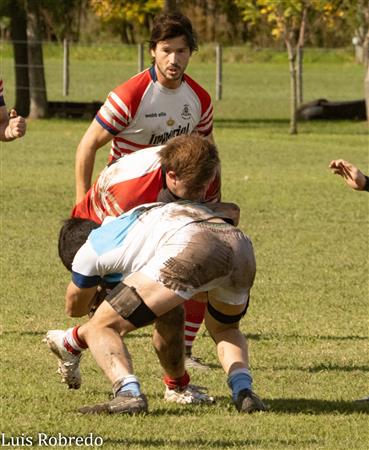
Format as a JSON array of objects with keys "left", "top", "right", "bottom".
[
  {"left": 205, "top": 202, "right": 240, "bottom": 226},
  {"left": 65, "top": 281, "right": 98, "bottom": 317},
  {"left": 75, "top": 120, "right": 114, "bottom": 203}
]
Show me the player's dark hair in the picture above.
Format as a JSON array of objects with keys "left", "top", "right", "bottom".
[
  {"left": 149, "top": 13, "right": 198, "bottom": 53},
  {"left": 159, "top": 134, "right": 220, "bottom": 200},
  {"left": 58, "top": 217, "right": 100, "bottom": 271}
]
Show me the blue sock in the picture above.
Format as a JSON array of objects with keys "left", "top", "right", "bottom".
[
  {"left": 227, "top": 368, "right": 253, "bottom": 401},
  {"left": 115, "top": 375, "right": 141, "bottom": 397}
]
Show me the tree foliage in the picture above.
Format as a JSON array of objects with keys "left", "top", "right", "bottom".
[
  {"left": 89, "top": 0, "right": 163, "bottom": 43},
  {"left": 234, "top": 0, "right": 368, "bottom": 134},
  {"left": 39, "top": 0, "right": 86, "bottom": 41}
]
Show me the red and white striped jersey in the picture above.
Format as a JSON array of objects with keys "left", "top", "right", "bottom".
[
  {"left": 0, "top": 79, "right": 5, "bottom": 107},
  {"left": 95, "top": 67, "right": 213, "bottom": 162},
  {"left": 72, "top": 146, "right": 220, "bottom": 224}
]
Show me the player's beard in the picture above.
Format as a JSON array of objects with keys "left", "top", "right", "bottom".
[{"left": 157, "top": 63, "right": 185, "bottom": 82}]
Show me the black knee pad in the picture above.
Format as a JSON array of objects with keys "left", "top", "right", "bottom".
[
  {"left": 207, "top": 298, "right": 249, "bottom": 324},
  {"left": 106, "top": 283, "right": 157, "bottom": 328}
]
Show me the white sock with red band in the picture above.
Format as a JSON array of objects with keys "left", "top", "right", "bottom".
[{"left": 63, "top": 326, "right": 88, "bottom": 355}]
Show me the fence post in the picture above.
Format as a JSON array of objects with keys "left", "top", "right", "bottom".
[
  {"left": 63, "top": 38, "right": 69, "bottom": 97},
  {"left": 216, "top": 44, "right": 222, "bottom": 101},
  {"left": 138, "top": 43, "right": 144, "bottom": 73}
]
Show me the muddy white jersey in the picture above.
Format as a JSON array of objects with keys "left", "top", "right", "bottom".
[{"left": 71, "top": 202, "right": 255, "bottom": 305}]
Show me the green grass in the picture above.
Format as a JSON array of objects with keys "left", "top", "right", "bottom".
[{"left": 1, "top": 58, "right": 368, "bottom": 449}]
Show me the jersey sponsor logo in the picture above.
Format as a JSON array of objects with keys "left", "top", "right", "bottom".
[
  {"left": 181, "top": 104, "right": 192, "bottom": 120},
  {"left": 149, "top": 123, "right": 190, "bottom": 145},
  {"left": 145, "top": 112, "right": 167, "bottom": 118},
  {"left": 166, "top": 117, "right": 175, "bottom": 126}
]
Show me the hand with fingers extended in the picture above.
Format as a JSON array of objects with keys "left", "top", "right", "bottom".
[{"left": 329, "top": 159, "right": 369, "bottom": 192}]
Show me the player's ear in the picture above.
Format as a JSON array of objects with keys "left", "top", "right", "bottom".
[{"left": 166, "top": 170, "right": 177, "bottom": 186}]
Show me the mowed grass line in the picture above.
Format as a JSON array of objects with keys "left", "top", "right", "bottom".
[{"left": 1, "top": 116, "right": 368, "bottom": 449}]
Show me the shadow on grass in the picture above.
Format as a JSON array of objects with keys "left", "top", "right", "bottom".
[
  {"left": 1, "top": 330, "right": 47, "bottom": 336},
  {"left": 256, "top": 362, "right": 369, "bottom": 372},
  {"left": 102, "top": 436, "right": 316, "bottom": 448},
  {"left": 246, "top": 332, "right": 367, "bottom": 342},
  {"left": 0, "top": 330, "right": 155, "bottom": 339},
  {"left": 213, "top": 118, "right": 368, "bottom": 134},
  {"left": 307, "top": 363, "right": 369, "bottom": 372},
  {"left": 3, "top": 330, "right": 365, "bottom": 342},
  {"left": 265, "top": 397, "right": 369, "bottom": 414}
]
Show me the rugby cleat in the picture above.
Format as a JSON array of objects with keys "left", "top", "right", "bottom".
[
  {"left": 78, "top": 392, "right": 148, "bottom": 415},
  {"left": 43, "top": 330, "right": 82, "bottom": 389},
  {"left": 234, "top": 388, "right": 267, "bottom": 413},
  {"left": 185, "top": 355, "right": 210, "bottom": 371},
  {"left": 164, "top": 384, "right": 215, "bottom": 404}
]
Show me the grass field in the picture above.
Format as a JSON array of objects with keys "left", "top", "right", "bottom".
[{"left": 1, "top": 55, "right": 368, "bottom": 449}]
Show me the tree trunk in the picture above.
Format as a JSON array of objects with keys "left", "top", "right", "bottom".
[
  {"left": 163, "top": 0, "right": 178, "bottom": 13},
  {"left": 365, "top": 64, "right": 369, "bottom": 127},
  {"left": 286, "top": 40, "right": 298, "bottom": 135},
  {"left": 206, "top": 0, "right": 216, "bottom": 42},
  {"left": 297, "top": 46, "right": 303, "bottom": 106},
  {"left": 9, "top": 0, "right": 30, "bottom": 116},
  {"left": 296, "top": 7, "right": 307, "bottom": 107},
  {"left": 363, "top": 29, "right": 369, "bottom": 68},
  {"left": 26, "top": 0, "right": 48, "bottom": 118}
]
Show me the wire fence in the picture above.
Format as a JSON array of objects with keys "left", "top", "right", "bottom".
[{"left": 1, "top": 40, "right": 365, "bottom": 120}]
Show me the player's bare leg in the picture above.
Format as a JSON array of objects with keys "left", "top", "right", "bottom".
[
  {"left": 153, "top": 305, "right": 185, "bottom": 378},
  {"left": 77, "top": 301, "right": 148, "bottom": 414},
  {"left": 205, "top": 299, "right": 267, "bottom": 413},
  {"left": 77, "top": 273, "right": 214, "bottom": 412}
]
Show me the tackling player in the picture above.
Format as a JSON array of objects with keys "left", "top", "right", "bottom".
[
  {"left": 49, "top": 142, "right": 222, "bottom": 405},
  {"left": 45, "top": 201, "right": 267, "bottom": 414},
  {"left": 68, "top": 135, "right": 227, "bottom": 369}
]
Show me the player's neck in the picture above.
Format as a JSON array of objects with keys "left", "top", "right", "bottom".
[{"left": 155, "top": 67, "right": 183, "bottom": 90}]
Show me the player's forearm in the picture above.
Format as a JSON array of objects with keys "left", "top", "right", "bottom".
[
  {"left": 65, "top": 282, "right": 98, "bottom": 317},
  {"left": 75, "top": 145, "right": 96, "bottom": 204}
]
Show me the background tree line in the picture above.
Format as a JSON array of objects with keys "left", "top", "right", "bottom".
[
  {"left": 0, "top": 0, "right": 368, "bottom": 131},
  {"left": 1, "top": 0, "right": 367, "bottom": 46}
]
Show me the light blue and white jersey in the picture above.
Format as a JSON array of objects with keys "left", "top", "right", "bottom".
[{"left": 71, "top": 201, "right": 218, "bottom": 289}]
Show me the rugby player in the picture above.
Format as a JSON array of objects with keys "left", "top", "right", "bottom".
[
  {"left": 50, "top": 136, "right": 223, "bottom": 404},
  {"left": 68, "top": 135, "right": 226, "bottom": 369},
  {"left": 45, "top": 201, "right": 266, "bottom": 414},
  {"left": 74, "top": 13, "right": 214, "bottom": 204}
]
